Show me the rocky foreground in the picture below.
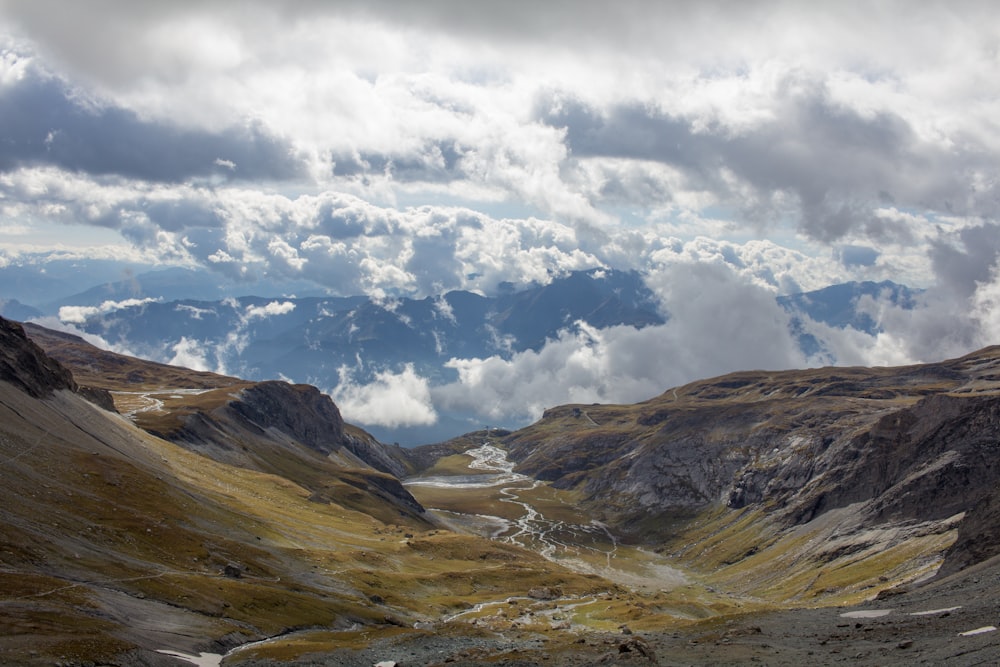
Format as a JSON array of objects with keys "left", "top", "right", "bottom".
[{"left": 230, "top": 558, "right": 1000, "bottom": 666}]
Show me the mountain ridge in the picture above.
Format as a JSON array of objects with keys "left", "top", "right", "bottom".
[
  {"left": 493, "top": 346, "right": 1000, "bottom": 598},
  {"left": 8, "top": 315, "right": 1000, "bottom": 663},
  {"left": 30, "top": 271, "right": 919, "bottom": 443},
  {"left": 23, "top": 321, "right": 422, "bottom": 518}
]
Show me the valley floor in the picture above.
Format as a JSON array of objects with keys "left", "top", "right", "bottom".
[
  {"left": 227, "top": 556, "right": 1000, "bottom": 666},
  {"left": 265, "top": 441, "right": 999, "bottom": 667}
]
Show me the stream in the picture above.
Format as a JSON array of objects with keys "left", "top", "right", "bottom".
[
  {"left": 405, "top": 443, "right": 618, "bottom": 564},
  {"left": 405, "top": 443, "right": 684, "bottom": 586}
]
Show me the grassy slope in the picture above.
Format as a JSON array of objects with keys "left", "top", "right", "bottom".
[
  {"left": 0, "top": 383, "right": 631, "bottom": 665},
  {"left": 11, "top": 324, "right": 1000, "bottom": 663}
]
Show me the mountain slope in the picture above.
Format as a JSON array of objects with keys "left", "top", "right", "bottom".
[
  {"left": 501, "top": 348, "right": 1000, "bottom": 600},
  {"left": 24, "top": 322, "right": 421, "bottom": 521},
  {"left": 1, "top": 317, "right": 618, "bottom": 665}
]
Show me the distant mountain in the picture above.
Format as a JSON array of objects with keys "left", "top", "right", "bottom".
[
  {"left": 778, "top": 280, "right": 920, "bottom": 332},
  {"left": 0, "top": 258, "right": 149, "bottom": 310},
  {"left": 28, "top": 273, "right": 922, "bottom": 443},
  {"left": 0, "top": 261, "right": 336, "bottom": 315},
  {"left": 53, "top": 266, "right": 331, "bottom": 308},
  {"left": 47, "top": 268, "right": 664, "bottom": 427},
  {"left": 0, "top": 297, "right": 42, "bottom": 321},
  {"left": 778, "top": 280, "right": 920, "bottom": 357}
]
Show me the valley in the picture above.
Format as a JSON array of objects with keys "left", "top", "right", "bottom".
[
  {"left": 4, "top": 317, "right": 1000, "bottom": 664},
  {"left": 405, "top": 441, "right": 690, "bottom": 595}
]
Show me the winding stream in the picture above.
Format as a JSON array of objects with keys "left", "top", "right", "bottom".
[{"left": 405, "top": 442, "right": 682, "bottom": 586}]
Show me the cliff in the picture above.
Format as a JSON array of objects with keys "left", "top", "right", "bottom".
[{"left": 504, "top": 347, "right": 1000, "bottom": 574}]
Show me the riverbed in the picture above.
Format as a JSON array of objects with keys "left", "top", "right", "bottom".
[{"left": 404, "top": 442, "right": 688, "bottom": 591}]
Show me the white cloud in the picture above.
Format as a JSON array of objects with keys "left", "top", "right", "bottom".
[
  {"left": 167, "top": 336, "right": 211, "bottom": 372},
  {"left": 58, "top": 297, "right": 158, "bottom": 324},
  {"left": 244, "top": 300, "right": 295, "bottom": 320},
  {"left": 434, "top": 261, "right": 808, "bottom": 424},
  {"left": 972, "top": 269, "right": 1000, "bottom": 344},
  {"left": 174, "top": 303, "right": 214, "bottom": 319},
  {"left": 329, "top": 363, "right": 438, "bottom": 428}
]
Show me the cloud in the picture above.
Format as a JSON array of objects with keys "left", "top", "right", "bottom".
[
  {"left": 167, "top": 336, "right": 211, "bottom": 372},
  {"left": 2, "top": 3, "right": 995, "bottom": 246},
  {"left": 539, "top": 82, "right": 991, "bottom": 243},
  {"left": 434, "top": 261, "right": 808, "bottom": 424},
  {"left": 0, "top": 60, "right": 305, "bottom": 183},
  {"left": 838, "top": 245, "right": 880, "bottom": 268},
  {"left": 329, "top": 363, "right": 438, "bottom": 428},
  {"left": 58, "top": 297, "right": 158, "bottom": 324},
  {"left": 785, "top": 220, "right": 1000, "bottom": 367},
  {"left": 175, "top": 303, "right": 215, "bottom": 319},
  {"left": 244, "top": 300, "right": 295, "bottom": 320}
]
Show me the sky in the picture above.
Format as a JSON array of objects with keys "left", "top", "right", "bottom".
[{"left": 2, "top": 1, "right": 1000, "bottom": 432}]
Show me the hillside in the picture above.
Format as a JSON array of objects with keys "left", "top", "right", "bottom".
[
  {"left": 7, "top": 317, "right": 1000, "bottom": 664},
  {"left": 2, "top": 319, "right": 637, "bottom": 665},
  {"left": 24, "top": 322, "right": 420, "bottom": 519},
  {"left": 500, "top": 349, "right": 1000, "bottom": 600}
]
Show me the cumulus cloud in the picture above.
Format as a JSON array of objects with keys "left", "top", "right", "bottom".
[
  {"left": 167, "top": 336, "right": 211, "bottom": 372},
  {"left": 244, "top": 300, "right": 295, "bottom": 320},
  {"left": 0, "top": 59, "right": 304, "bottom": 183},
  {"left": 1, "top": 2, "right": 996, "bottom": 252},
  {"left": 58, "top": 297, "right": 158, "bottom": 324},
  {"left": 329, "top": 363, "right": 438, "bottom": 428},
  {"left": 434, "top": 262, "right": 807, "bottom": 424}
]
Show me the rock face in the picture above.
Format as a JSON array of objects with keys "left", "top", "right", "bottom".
[
  {"left": 0, "top": 316, "right": 76, "bottom": 398},
  {"left": 227, "top": 381, "right": 346, "bottom": 455},
  {"left": 144, "top": 382, "right": 425, "bottom": 519},
  {"left": 504, "top": 347, "right": 1000, "bottom": 570}
]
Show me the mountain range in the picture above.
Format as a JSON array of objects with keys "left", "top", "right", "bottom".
[
  {"left": 1, "top": 266, "right": 919, "bottom": 444},
  {"left": 4, "top": 314, "right": 1000, "bottom": 664}
]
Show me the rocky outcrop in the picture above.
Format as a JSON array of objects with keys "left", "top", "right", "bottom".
[
  {"left": 0, "top": 316, "right": 77, "bottom": 398},
  {"left": 780, "top": 394, "right": 1000, "bottom": 528},
  {"left": 162, "top": 383, "right": 426, "bottom": 518},
  {"left": 226, "top": 381, "right": 345, "bottom": 455},
  {"left": 342, "top": 429, "right": 410, "bottom": 478},
  {"left": 503, "top": 347, "right": 1000, "bottom": 571}
]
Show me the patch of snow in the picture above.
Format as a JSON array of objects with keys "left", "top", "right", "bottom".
[
  {"left": 156, "top": 650, "right": 222, "bottom": 667},
  {"left": 840, "top": 609, "right": 893, "bottom": 618},
  {"left": 959, "top": 626, "right": 997, "bottom": 636},
  {"left": 909, "top": 606, "right": 961, "bottom": 616}
]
